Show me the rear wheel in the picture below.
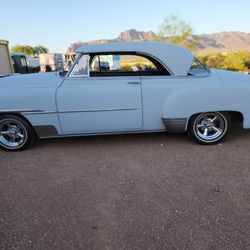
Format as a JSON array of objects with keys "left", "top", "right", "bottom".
[
  {"left": 0, "top": 115, "right": 34, "bottom": 151},
  {"left": 188, "top": 112, "right": 231, "bottom": 145}
]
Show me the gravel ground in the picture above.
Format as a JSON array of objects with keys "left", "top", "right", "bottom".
[{"left": 0, "top": 128, "right": 250, "bottom": 250}]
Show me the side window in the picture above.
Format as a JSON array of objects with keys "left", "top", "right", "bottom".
[
  {"left": 90, "top": 53, "right": 169, "bottom": 76},
  {"left": 70, "top": 54, "right": 89, "bottom": 77},
  {"left": 20, "top": 56, "right": 28, "bottom": 67}
]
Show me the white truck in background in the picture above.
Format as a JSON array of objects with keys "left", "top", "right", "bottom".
[
  {"left": 39, "top": 53, "right": 64, "bottom": 72},
  {"left": 1, "top": 40, "right": 73, "bottom": 75}
]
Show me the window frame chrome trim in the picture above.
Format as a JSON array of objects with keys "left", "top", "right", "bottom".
[
  {"left": 68, "top": 53, "right": 90, "bottom": 78},
  {"left": 66, "top": 51, "right": 174, "bottom": 79}
]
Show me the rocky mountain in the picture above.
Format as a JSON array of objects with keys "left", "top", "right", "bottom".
[
  {"left": 67, "top": 29, "right": 250, "bottom": 55},
  {"left": 67, "top": 29, "right": 155, "bottom": 54},
  {"left": 194, "top": 32, "right": 250, "bottom": 54},
  {"left": 118, "top": 29, "right": 155, "bottom": 41}
]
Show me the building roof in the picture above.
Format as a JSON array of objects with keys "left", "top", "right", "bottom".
[{"left": 77, "top": 42, "right": 194, "bottom": 76}]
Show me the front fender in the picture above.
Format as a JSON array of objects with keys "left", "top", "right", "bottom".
[{"left": 0, "top": 85, "right": 62, "bottom": 136}]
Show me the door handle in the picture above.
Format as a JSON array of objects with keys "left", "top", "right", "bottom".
[{"left": 127, "top": 81, "right": 140, "bottom": 84}]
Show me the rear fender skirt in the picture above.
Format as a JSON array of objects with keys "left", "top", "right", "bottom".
[
  {"left": 33, "top": 125, "right": 59, "bottom": 138},
  {"left": 162, "top": 118, "right": 188, "bottom": 133}
]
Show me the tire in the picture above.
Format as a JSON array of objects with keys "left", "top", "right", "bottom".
[
  {"left": 0, "top": 115, "right": 35, "bottom": 151},
  {"left": 188, "top": 112, "right": 231, "bottom": 145}
]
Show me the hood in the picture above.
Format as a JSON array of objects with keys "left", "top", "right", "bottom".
[
  {"left": 0, "top": 72, "right": 63, "bottom": 88},
  {"left": 213, "top": 69, "right": 250, "bottom": 85}
]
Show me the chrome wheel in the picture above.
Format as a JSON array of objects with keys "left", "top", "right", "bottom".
[
  {"left": 190, "top": 112, "right": 230, "bottom": 144},
  {"left": 195, "top": 113, "right": 226, "bottom": 141},
  {"left": 0, "top": 118, "right": 27, "bottom": 149}
]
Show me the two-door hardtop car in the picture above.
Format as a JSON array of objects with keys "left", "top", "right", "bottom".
[{"left": 0, "top": 42, "right": 249, "bottom": 151}]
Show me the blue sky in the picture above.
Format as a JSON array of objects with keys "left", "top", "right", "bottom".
[{"left": 1, "top": 0, "right": 250, "bottom": 52}]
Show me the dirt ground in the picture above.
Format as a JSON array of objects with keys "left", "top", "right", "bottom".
[{"left": 0, "top": 129, "right": 250, "bottom": 250}]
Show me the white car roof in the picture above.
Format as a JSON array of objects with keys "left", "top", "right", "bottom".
[{"left": 77, "top": 42, "right": 194, "bottom": 76}]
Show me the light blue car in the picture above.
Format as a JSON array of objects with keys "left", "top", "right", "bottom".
[{"left": 0, "top": 42, "right": 249, "bottom": 151}]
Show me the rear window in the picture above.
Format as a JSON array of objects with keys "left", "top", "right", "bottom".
[{"left": 189, "top": 58, "right": 210, "bottom": 76}]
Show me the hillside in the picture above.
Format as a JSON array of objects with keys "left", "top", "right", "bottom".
[{"left": 67, "top": 29, "right": 250, "bottom": 55}]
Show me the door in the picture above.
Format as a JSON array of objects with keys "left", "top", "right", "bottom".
[{"left": 56, "top": 54, "right": 143, "bottom": 134}]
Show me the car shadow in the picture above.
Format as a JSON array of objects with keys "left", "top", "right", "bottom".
[{"left": 35, "top": 126, "right": 250, "bottom": 149}]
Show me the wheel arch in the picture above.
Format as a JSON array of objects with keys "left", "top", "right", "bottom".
[
  {"left": 0, "top": 112, "right": 38, "bottom": 137},
  {"left": 187, "top": 110, "right": 244, "bottom": 129}
]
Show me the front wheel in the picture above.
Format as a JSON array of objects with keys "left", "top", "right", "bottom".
[
  {"left": 0, "top": 115, "right": 35, "bottom": 151},
  {"left": 188, "top": 112, "right": 231, "bottom": 145}
]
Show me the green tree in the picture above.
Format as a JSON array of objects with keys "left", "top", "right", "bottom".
[
  {"left": 154, "top": 15, "right": 198, "bottom": 50},
  {"left": 11, "top": 45, "right": 34, "bottom": 55},
  {"left": 11, "top": 44, "right": 49, "bottom": 56},
  {"left": 244, "top": 59, "right": 250, "bottom": 69},
  {"left": 198, "top": 51, "right": 250, "bottom": 72},
  {"left": 223, "top": 51, "right": 249, "bottom": 71},
  {"left": 33, "top": 45, "right": 49, "bottom": 56},
  {"left": 198, "top": 53, "right": 226, "bottom": 69}
]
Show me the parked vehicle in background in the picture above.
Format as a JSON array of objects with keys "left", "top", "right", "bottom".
[
  {"left": 27, "top": 57, "right": 40, "bottom": 72},
  {"left": 39, "top": 53, "right": 64, "bottom": 72},
  {"left": 0, "top": 40, "right": 13, "bottom": 76},
  {"left": 11, "top": 53, "right": 30, "bottom": 74},
  {"left": 11, "top": 53, "right": 40, "bottom": 74}
]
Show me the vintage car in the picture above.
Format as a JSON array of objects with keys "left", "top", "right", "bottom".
[{"left": 0, "top": 42, "right": 249, "bottom": 151}]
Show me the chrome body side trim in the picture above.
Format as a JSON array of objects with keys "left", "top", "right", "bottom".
[
  {"left": 0, "top": 109, "right": 45, "bottom": 114},
  {"left": 58, "top": 108, "right": 139, "bottom": 114},
  {"left": 21, "top": 110, "right": 56, "bottom": 115},
  {"left": 0, "top": 108, "right": 139, "bottom": 116},
  {"left": 162, "top": 118, "right": 188, "bottom": 133}
]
